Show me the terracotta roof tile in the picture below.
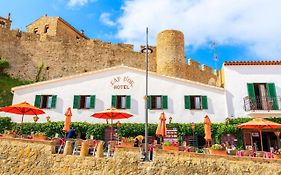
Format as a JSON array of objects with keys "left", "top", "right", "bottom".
[{"left": 224, "top": 60, "right": 281, "bottom": 66}]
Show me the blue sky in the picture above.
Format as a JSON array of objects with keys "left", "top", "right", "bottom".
[{"left": 1, "top": 0, "right": 281, "bottom": 70}]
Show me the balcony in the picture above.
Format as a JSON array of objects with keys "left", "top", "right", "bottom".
[{"left": 243, "top": 96, "right": 281, "bottom": 118}]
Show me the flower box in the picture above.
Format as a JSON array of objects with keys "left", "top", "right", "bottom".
[
  {"left": 209, "top": 149, "right": 227, "bottom": 155},
  {"left": 163, "top": 145, "right": 179, "bottom": 151},
  {"left": 32, "top": 135, "right": 47, "bottom": 140},
  {"left": 273, "top": 154, "right": 281, "bottom": 159},
  {"left": 120, "top": 142, "right": 134, "bottom": 148},
  {"left": 3, "top": 134, "right": 16, "bottom": 138}
]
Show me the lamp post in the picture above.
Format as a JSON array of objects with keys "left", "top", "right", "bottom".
[
  {"left": 191, "top": 123, "right": 196, "bottom": 147},
  {"left": 46, "top": 116, "right": 51, "bottom": 122},
  {"left": 141, "top": 27, "right": 153, "bottom": 161},
  {"left": 169, "top": 116, "right": 172, "bottom": 124},
  {"left": 33, "top": 116, "right": 39, "bottom": 123}
]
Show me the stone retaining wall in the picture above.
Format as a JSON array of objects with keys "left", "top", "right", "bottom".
[{"left": 0, "top": 138, "right": 280, "bottom": 175}]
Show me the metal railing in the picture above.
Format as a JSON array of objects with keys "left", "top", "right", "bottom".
[{"left": 243, "top": 96, "right": 281, "bottom": 111}]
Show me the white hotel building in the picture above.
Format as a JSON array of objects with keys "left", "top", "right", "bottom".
[{"left": 9, "top": 61, "right": 281, "bottom": 124}]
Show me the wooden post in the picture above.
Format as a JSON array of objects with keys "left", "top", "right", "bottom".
[{"left": 260, "top": 130, "right": 263, "bottom": 151}]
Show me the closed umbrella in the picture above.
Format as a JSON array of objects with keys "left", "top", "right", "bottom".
[
  {"left": 204, "top": 115, "right": 212, "bottom": 147},
  {"left": 0, "top": 101, "right": 45, "bottom": 134},
  {"left": 156, "top": 112, "right": 167, "bottom": 139},
  {"left": 63, "top": 107, "right": 72, "bottom": 133}
]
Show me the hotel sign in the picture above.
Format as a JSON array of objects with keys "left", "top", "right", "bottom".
[{"left": 110, "top": 76, "right": 134, "bottom": 90}]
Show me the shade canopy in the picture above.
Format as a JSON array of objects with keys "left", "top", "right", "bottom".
[
  {"left": 204, "top": 115, "right": 212, "bottom": 141},
  {"left": 237, "top": 118, "right": 281, "bottom": 130},
  {"left": 63, "top": 107, "right": 72, "bottom": 132},
  {"left": 91, "top": 108, "right": 133, "bottom": 120},
  {"left": 0, "top": 101, "right": 45, "bottom": 115},
  {"left": 156, "top": 112, "right": 167, "bottom": 137}
]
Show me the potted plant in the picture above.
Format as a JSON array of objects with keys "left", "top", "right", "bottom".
[
  {"left": 120, "top": 137, "right": 135, "bottom": 147},
  {"left": 273, "top": 149, "right": 281, "bottom": 159},
  {"left": 209, "top": 144, "right": 227, "bottom": 155},
  {"left": 162, "top": 140, "right": 179, "bottom": 151},
  {"left": 33, "top": 132, "right": 47, "bottom": 140},
  {"left": 3, "top": 130, "right": 16, "bottom": 138}
]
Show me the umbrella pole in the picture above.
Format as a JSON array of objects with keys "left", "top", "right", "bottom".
[
  {"left": 21, "top": 114, "right": 24, "bottom": 135},
  {"left": 111, "top": 119, "right": 113, "bottom": 141}
]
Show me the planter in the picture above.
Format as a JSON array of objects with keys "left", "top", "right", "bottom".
[
  {"left": 120, "top": 142, "right": 134, "bottom": 148},
  {"left": 3, "top": 134, "right": 16, "bottom": 138},
  {"left": 209, "top": 149, "right": 227, "bottom": 155},
  {"left": 33, "top": 136, "right": 47, "bottom": 140},
  {"left": 163, "top": 145, "right": 179, "bottom": 151},
  {"left": 273, "top": 154, "right": 281, "bottom": 159}
]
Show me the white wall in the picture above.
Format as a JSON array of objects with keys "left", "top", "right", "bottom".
[
  {"left": 9, "top": 67, "right": 226, "bottom": 124},
  {"left": 224, "top": 65, "right": 281, "bottom": 118}
]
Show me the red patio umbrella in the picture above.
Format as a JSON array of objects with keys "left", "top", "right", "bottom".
[
  {"left": 156, "top": 112, "right": 167, "bottom": 138},
  {"left": 91, "top": 108, "right": 133, "bottom": 140},
  {"left": 0, "top": 101, "right": 45, "bottom": 133},
  {"left": 63, "top": 107, "right": 72, "bottom": 133}
]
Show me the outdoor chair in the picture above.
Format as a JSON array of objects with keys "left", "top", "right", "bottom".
[
  {"left": 202, "top": 148, "right": 210, "bottom": 154},
  {"left": 56, "top": 138, "right": 65, "bottom": 154},
  {"left": 88, "top": 139, "right": 98, "bottom": 156},
  {"left": 107, "top": 141, "right": 117, "bottom": 157},
  {"left": 256, "top": 151, "right": 265, "bottom": 157},
  {"left": 72, "top": 139, "right": 83, "bottom": 155}
]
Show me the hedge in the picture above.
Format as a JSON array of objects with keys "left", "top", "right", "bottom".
[{"left": 1, "top": 117, "right": 281, "bottom": 148}]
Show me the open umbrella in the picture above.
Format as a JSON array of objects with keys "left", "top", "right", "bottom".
[
  {"left": 91, "top": 108, "right": 133, "bottom": 140},
  {"left": 156, "top": 112, "right": 167, "bottom": 138},
  {"left": 63, "top": 107, "right": 72, "bottom": 133},
  {"left": 0, "top": 101, "right": 45, "bottom": 133},
  {"left": 204, "top": 115, "right": 212, "bottom": 147},
  {"left": 237, "top": 118, "right": 281, "bottom": 151}
]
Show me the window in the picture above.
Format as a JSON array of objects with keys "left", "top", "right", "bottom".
[
  {"left": 34, "top": 95, "right": 57, "bottom": 109},
  {"left": 112, "top": 95, "right": 131, "bottom": 109},
  {"left": 34, "top": 28, "right": 38, "bottom": 34},
  {"left": 44, "top": 25, "right": 49, "bottom": 33},
  {"left": 147, "top": 95, "right": 168, "bottom": 110},
  {"left": 247, "top": 83, "right": 278, "bottom": 110},
  {"left": 185, "top": 95, "right": 208, "bottom": 110},
  {"left": 73, "top": 95, "right": 95, "bottom": 109}
]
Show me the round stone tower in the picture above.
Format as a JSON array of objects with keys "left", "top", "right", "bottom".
[{"left": 156, "top": 30, "right": 185, "bottom": 76}]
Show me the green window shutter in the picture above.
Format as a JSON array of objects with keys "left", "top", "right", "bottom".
[
  {"left": 184, "top": 96, "right": 191, "bottom": 109},
  {"left": 51, "top": 95, "right": 57, "bottom": 108},
  {"left": 126, "top": 95, "right": 131, "bottom": 109},
  {"left": 90, "top": 95, "right": 96, "bottom": 109},
  {"left": 162, "top": 95, "right": 168, "bottom": 109},
  {"left": 247, "top": 83, "right": 256, "bottom": 108},
  {"left": 111, "top": 95, "right": 117, "bottom": 108},
  {"left": 147, "top": 96, "right": 151, "bottom": 110},
  {"left": 34, "top": 95, "right": 41, "bottom": 108},
  {"left": 73, "top": 95, "right": 80, "bottom": 109},
  {"left": 266, "top": 83, "right": 278, "bottom": 110},
  {"left": 201, "top": 96, "right": 208, "bottom": 109}
]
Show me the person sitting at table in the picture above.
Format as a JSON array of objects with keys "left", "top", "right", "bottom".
[{"left": 66, "top": 128, "right": 76, "bottom": 139}]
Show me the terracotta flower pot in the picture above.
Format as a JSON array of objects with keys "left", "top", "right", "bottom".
[
  {"left": 273, "top": 154, "right": 281, "bottom": 159},
  {"left": 33, "top": 136, "right": 47, "bottom": 140},
  {"left": 163, "top": 145, "right": 179, "bottom": 151},
  {"left": 209, "top": 149, "right": 227, "bottom": 155},
  {"left": 120, "top": 142, "right": 134, "bottom": 148}
]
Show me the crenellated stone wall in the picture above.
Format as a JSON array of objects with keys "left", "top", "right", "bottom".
[
  {"left": 0, "top": 26, "right": 220, "bottom": 86},
  {"left": 0, "top": 138, "right": 280, "bottom": 175}
]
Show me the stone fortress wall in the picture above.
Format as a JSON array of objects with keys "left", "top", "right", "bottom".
[{"left": 0, "top": 14, "right": 222, "bottom": 87}]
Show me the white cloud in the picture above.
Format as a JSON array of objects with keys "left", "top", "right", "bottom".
[
  {"left": 117, "top": 0, "right": 281, "bottom": 59},
  {"left": 67, "top": 0, "right": 96, "bottom": 7},
  {"left": 100, "top": 13, "right": 116, "bottom": 27}
]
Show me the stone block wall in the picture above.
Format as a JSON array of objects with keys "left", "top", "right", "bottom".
[
  {"left": 0, "top": 138, "right": 281, "bottom": 175},
  {"left": 0, "top": 27, "right": 220, "bottom": 86}
]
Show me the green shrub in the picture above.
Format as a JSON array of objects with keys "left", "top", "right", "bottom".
[
  {"left": 0, "top": 59, "right": 9, "bottom": 73},
  {"left": 0, "top": 117, "right": 12, "bottom": 133}
]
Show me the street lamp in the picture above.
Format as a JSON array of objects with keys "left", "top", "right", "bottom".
[
  {"left": 141, "top": 27, "right": 153, "bottom": 161},
  {"left": 169, "top": 116, "right": 172, "bottom": 124},
  {"left": 46, "top": 116, "right": 51, "bottom": 122},
  {"left": 191, "top": 123, "right": 196, "bottom": 147}
]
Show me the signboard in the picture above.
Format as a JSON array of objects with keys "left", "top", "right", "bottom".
[
  {"left": 164, "top": 128, "right": 178, "bottom": 142},
  {"left": 110, "top": 76, "right": 134, "bottom": 90}
]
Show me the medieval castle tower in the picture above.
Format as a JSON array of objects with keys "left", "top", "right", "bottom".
[{"left": 0, "top": 14, "right": 222, "bottom": 87}]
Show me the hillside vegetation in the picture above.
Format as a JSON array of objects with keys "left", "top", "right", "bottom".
[{"left": 0, "top": 73, "right": 31, "bottom": 107}]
